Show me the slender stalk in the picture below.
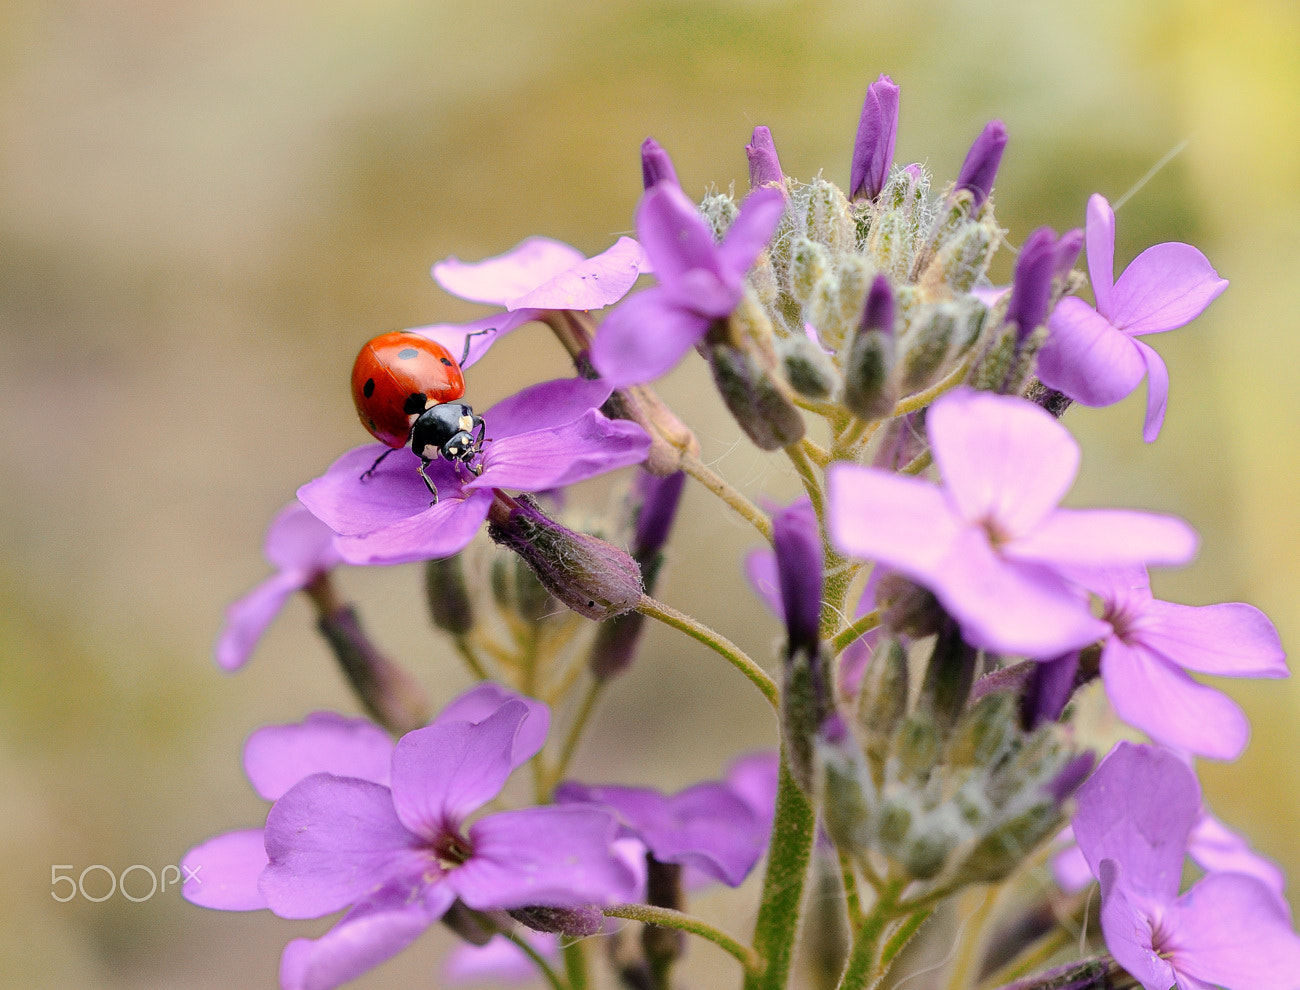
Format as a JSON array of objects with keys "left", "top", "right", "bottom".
[
  {"left": 680, "top": 451, "right": 773, "bottom": 542},
  {"left": 900, "top": 448, "right": 933, "bottom": 476},
  {"left": 744, "top": 754, "right": 817, "bottom": 990},
  {"left": 839, "top": 850, "right": 866, "bottom": 933},
  {"left": 784, "top": 440, "right": 827, "bottom": 524},
  {"left": 798, "top": 435, "right": 832, "bottom": 468},
  {"left": 547, "top": 679, "right": 605, "bottom": 791},
  {"left": 831, "top": 609, "right": 881, "bottom": 654},
  {"left": 563, "top": 940, "right": 588, "bottom": 990},
  {"left": 503, "top": 929, "right": 568, "bottom": 990},
  {"left": 604, "top": 904, "right": 761, "bottom": 976},
  {"left": 891, "top": 351, "right": 977, "bottom": 418},
  {"left": 834, "top": 414, "right": 884, "bottom": 456},
  {"left": 834, "top": 881, "right": 902, "bottom": 990},
  {"left": 880, "top": 910, "right": 932, "bottom": 971},
  {"left": 637, "top": 595, "right": 778, "bottom": 708}
]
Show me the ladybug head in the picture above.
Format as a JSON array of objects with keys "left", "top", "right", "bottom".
[{"left": 410, "top": 402, "right": 485, "bottom": 468}]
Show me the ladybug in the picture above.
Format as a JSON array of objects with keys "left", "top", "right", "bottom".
[{"left": 351, "top": 330, "right": 487, "bottom": 502}]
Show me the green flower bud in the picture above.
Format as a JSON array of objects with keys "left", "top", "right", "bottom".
[
  {"left": 425, "top": 556, "right": 474, "bottom": 637},
  {"left": 818, "top": 717, "right": 876, "bottom": 851},
  {"left": 797, "top": 176, "right": 855, "bottom": 255},
  {"left": 699, "top": 190, "right": 739, "bottom": 243},
  {"left": 894, "top": 712, "right": 941, "bottom": 784},
  {"left": 898, "top": 302, "right": 957, "bottom": 392},
  {"left": 707, "top": 343, "right": 806, "bottom": 451},
  {"left": 789, "top": 237, "right": 832, "bottom": 304},
  {"left": 778, "top": 333, "right": 840, "bottom": 400},
  {"left": 920, "top": 215, "right": 999, "bottom": 294},
  {"left": 946, "top": 693, "right": 1017, "bottom": 769}
]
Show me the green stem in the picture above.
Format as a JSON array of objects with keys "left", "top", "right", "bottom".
[
  {"left": 784, "top": 440, "right": 827, "bottom": 524},
  {"left": 798, "top": 436, "right": 831, "bottom": 468},
  {"left": 834, "top": 882, "right": 902, "bottom": 990},
  {"left": 900, "top": 448, "right": 932, "bottom": 476},
  {"left": 839, "top": 850, "right": 866, "bottom": 933},
  {"left": 831, "top": 609, "right": 881, "bottom": 654},
  {"left": 681, "top": 451, "right": 773, "bottom": 542},
  {"left": 891, "top": 351, "right": 977, "bottom": 418},
  {"left": 880, "top": 910, "right": 931, "bottom": 971},
  {"left": 563, "top": 940, "right": 588, "bottom": 990},
  {"left": 744, "top": 754, "right": 817, "bottom": 990},
  {"left": 503, "top": 929, "right": 568, "bottom": 990},
  {"left": 637, "top": 595, "right": 778, "bottom": 708},
  {"left": 604, "top": 904, "right": 761, "bottom": 976}
]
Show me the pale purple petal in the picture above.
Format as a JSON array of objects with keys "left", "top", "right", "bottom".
[
  {"left": 1109, "top": 242, "right": 1228, "bottom": 336},
  {"left": 1050, "top": 829, "right": 1093, "bottom": 893},
  {"left": 279, "top": 884, "right": 449, "bottom": 990},
  {"left": 666, "top": 266, "right": 740, "bottom": 317},
  {"left": 482, "top": 376, "right": 614, "bottom": 441},
  {"left": 927, "top": 389, "right": 1079, "bottom": 536},
  {"left": 433, "top": 237, "right": 587, "bottom": 307},
  {"left": 1135, "top": 599, "right": 1287, "bottom": 678},
  {"left": 725, "top": 751, "right": 779, "bottom": 824},
  {"left": 181, "top": 829, "right": 268, "bottom": 911},
  {"left": 1038, "top": 297, "right": 1146, "bottom": 406},
  {"left": 590, "top": 288, "right": 712, "bottom": 387},
  {"left": 261, "top": 775, "right": 426, "bottom": 919},
  {"left": 333, "top": 489, "right": 494, "bottom": 566},
  {"left": 452, "top": 806, "right": 636, "bottom": 909},
  {"left": 1085, "top": 194, "right": 1116, "bottom": 315},
  {"left": 1010, "top": 508, "right": 1197, "bottom": 569},
  {"left": 215, "top": 570, "right": 306, "bottom": 672},
  {"left": 410, "top": 312, "right": 533, "bottom": 370},
  {"left": 826, "top": 463, "right": 964, "bottom": 581},
  {"left": 265, "top": 501, "right": 344, "bottom": 572},
  {"left": 298, "top": 445, "right": 460, "bottom": 536},
  {"left": 391, "top": 701, "right": 529, "bottom": 834},
  {"left": 1101, "top": 639, "right": 1250, "bottom": 760},
  {"left": 1097, "top": 860, "right": 1179, "bottom": 990},
  {"left": 436, "top": 683, "right": 550, "bottom": 768},
  {"left": 468, "top": 412, "right": 650, "bottom": 492},
  {"left": 1132, "top": 339, "right": 1169, "bottom": 443},
  {"left": 1073, "top": 741, "right": 1198, "bottom": 902},
  {"left": 744, "top": 548, "right": 781, "bottom": 617},
  {"left": 839, "top": 573, "right": 882, "bottom": 699},
  {"left": 243, "top": 712, "right": 394, "bottom": 801},
  {"left": 1189, "top": 813, "right": 1289, "bottom": 914},
  {"left": 717, "top": 186, "right": 786, "bottom": 279},
  {"left": 1163, "top": 872, "right": 1300, "bottom": 989},
  {"left": 636, "top": 182, "right": 724, "bottom": 285},
  {"left": 443, "top": 932, "right": 558, "bottom": 984},
  {"left": 510, "top": 236, "right": 648, "bottom": 311}
]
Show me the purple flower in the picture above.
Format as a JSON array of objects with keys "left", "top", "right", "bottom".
[
  {"left": 1072, "top": 742, "right": 1300, "bottom": 989},
  {"left": 955, "top": 120, "right": 1007, "bottom": 209},
  {"left": 746, "top": 126, "right": 784, "bottom": 190},
  {"left": 419, "top": 235, "right": 651, "bottom": 368},
  {"left": 555, "top": 752, "right": 778, "bottom": 890},
  {"left": 641, "top": 137, "right": 679, "bottom": 189},
  {"left": 1006, "top": 226, "right": 1059, "bottom": 344},
  {"left": 214, "top": 502, "right": 342, "bottom": 671},
  {"left": 298, "top": 377, "right": 651, "bottom": 566},
  {"left": 590, "top": 181, "right": 786, "bottom": 387},
  {"left": 849, "top": 73, "right": 900, "bottom": 201},
  {"left": 1073, "top": 566, "right": 1287, "bottom": 760},
  {"left": 773, "top": 497, "right": 823, "bottom": 654},
  {"left": 1036, "top": 194, "right": 1228, "bottom": 442},
  {"left": 826, "top": 389, "right": 1197, "bottom": 656}
]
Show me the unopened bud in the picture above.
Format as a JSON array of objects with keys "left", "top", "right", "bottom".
[
  {"left": 747, "top": 125, "right": 786, "bottom": 191},
  {"left": 958, "top": 801, "right": 1060, "bottom": 884},
  {"left": 903, "top": 810, "right": 961, "bottom": 880},
  {"left": 510, "top": 905, "right": 604, "bottom": 938},
  {"left": 798, "top": 176, "right": 855, "bottom": 255},
  {"left": 1053, "top": 228, "right": 1084, "bottom": 283},
  {"left": 707, "top": 343, "right": 806, "bottom": 451},
  {"left": 818, "top": 715, "right": 875, "bottom": 850},
  {"left": 1020, "top": 653, "right": 1080, "bottom": 730},
  {"left": 921, "top": 217, "right": 997, "bottom": 294},
  {"left": 968, "top": 323, "right": 1018, "bottom": 393},
  {"left": 843, "top": 274, "right": 899, "bottom": 419},
  {"left": 779, "top": 333, "right": 840, "bottom": 400},
  {"left": 947, "top": 693, "right": 1016, "bottom": 768},
  {"left": 700, "top": 191, "right": 739, "bottom": 244},
  {"left": 441, "top": 901, "right": 510, "bottom": 947},
  {"left": 955, "top": 120, "right": 1007, "bottom": 210},
  {"left": 919, "top": 619, "right": 978, "bottom": 734},
  {"left": 641, "top": 137, "right": 679, "bottom": 190},
  {"left": 425, "top": 556, "right": 474, "bottom": 637},
  {"left": 876, "top": 572, "right": 945, "bottom": 639},
  {"left": 898, "top": 302, "right": 956, "bottom": 392},
  {"left": 782, "top": 643, "right": 834, "bottom": 795},
  {"left": 487, "top": 494, "right": 642, "bottom": 621},
  {"left": 894, "top": 713, "right": 941, "bottom": 783},
  {"left": 1006, "top": 227, "right": 1058, "bottom": 346},
  {"left": 789, "top": 237, "right": 832, "bottom": 304},
  {"left": 849, "top": 73, "right": 901, "bottom": 201}
]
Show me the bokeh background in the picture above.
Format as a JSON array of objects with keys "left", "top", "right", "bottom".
[{"left": 3, "top": 0, "right": 1299, "bottom": 986}]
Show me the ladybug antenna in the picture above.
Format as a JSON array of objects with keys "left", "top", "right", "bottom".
[{"left": 460, "top": 327, "right": 495, "bottom": 366}]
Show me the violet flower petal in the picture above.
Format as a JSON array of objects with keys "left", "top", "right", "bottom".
[
  {"left": 467, "top": 411, "right": 651, "bottom": 492},
  {"left": 955, "top": 120, "right": 1007, "bottom": 210},
  {"left": 443, "top": 932, "right": 558, "bottom": 984},
  {"left": 641, "top": 137, "right": 679, "bottom": 189},
  {"left": 215, "top": 570, "right": 308, "bottom": 672},
  {"left": 1085, "top": 194, "right": 1116, "bottom": 314},
  {"left": 1108, "top": 242, "right": 1229, "bottom": 335},
  {"left": 1137, "top": 599, "right": 1287, "bottom": 678},
  {"left": 261, "top": 775, "right": 426, "bottom": 919},
  {"left": 590, "top": 288, "right": 712, "bottom": 387},
  {"left": 1072, "top": 741, "right": 1199, "bottom": 902},
  {"left": 477, "top": 377, "right": 613, "bottom": 443},
  {"left": 1010, "top": 508, "right": 1197, "bottom": 569},
  {"left": 298, "top": 445, "right": 464, "bottom": 536},
  {"left": 725, "top": 751, "right": 780, "bottom": 824},
  {"left": 744, "top": 547, "right": 782, "bottom": 617},
  {"left": 435, "top": 683, "right": 550, "bottom": 768},
  {"left": 716, "top": 186, "right": 786, "bottom": 280},
  {"left": 410, "top": 312, "right": 528, "bottom": 371},
  {"left": 746, "top": 126, "right": 784, "bottom": 189},
  {"left": 1132, "top": 338, "right": 1169, "bottom": 442},
  {"left": 1038, "top": 297, "right": 1147, "bottom": 406},
  {"left": 509, "top": 237, "right": 648, "bottom": 312},
  {"left": 1162, "top": 871, "right": 1300, "bottom": 989},
  {"left": 1097, "top": 860, "right": 1179, "bottom": 990},
  {"left": 1100, "top": 639, "right": 1250, "bottom": 760},
  {"left": 279, "top": 884, "right": 448, "bottom": 990},
  {"left": 773, "top": 498, "right": 823, "bottom": 653},
  {"left": 391, "top": 701, "right": 530, "bottom": 834},
  {"left": 181, "top": 829, "right": 269, "bottom": 911},
  {"left": 849, "top": 73, "right": 900, "bottom": 201},
  {"left": 265, "top": 501, "right": 344, "bottom": 571},
  {"left": 244, "top": 712, "right": 395, "bottom": 801},
  {"left": 452, "top": 805, "right": 636, "bottom": 909},
  {"left": 333, "top": 489, "right": 494, "bottom": 566},
  {"left": 1189, "top": 814, "right": 1290, "bottom": 915},
  {"left": 433, "top": 237, "right": 587, "bottom": 307},
  {"left": 637, "top": 183, "right": 725, "bottom": 285}
]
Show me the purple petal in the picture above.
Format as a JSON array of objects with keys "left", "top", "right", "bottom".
[
  {"left": 955, "top": 120, "right": 1007, "bottom": 210},
  {"left": 826, "top": 463, "right": 964, "bottom": 582},
  {"left": 1109, "top": 243, "right": 1228, "bottom": 335},
  {"left": 1163, "top": 872, "right": 1300, "bottom": 989},
  {"left": 717, "top": 186, "right": 786, "bottom": 280},
  {"left": 1006, "top": 226, "right": 1059, "bottom": 339},
  {"left": 261, "top": 775, "right": 425, "bottom": 919},
  {"left": 511, "top": 237, "right": 649, "bottom": 312},
  {"left": 181, "top": 829, "right": 268, "bottom": 911},
  {"left": 590, "top": 288, "right": 712, "bottom": 387},
  {"left": 433, "top": 237, "right": 587, "bottom": 307},
  {"left": 279, "top": 884, "right": 448, "bottom": 990},
  {"left": 1100, "top": 639, "right": 1250, "bottom": 760},
  {"left": 484, "top": 376, "right": 614, "bottom": 439},
  {"left": 1038, "top": 297, "right": 1147, "bottom": 406},
  {"left": 265, "top": 501, "right": 344, "bottom": 572},
  {"left": 214, "top": 569, "right": 307, "bottom": 672},
  {"left": 746, "top": 126, "right": 784, "bottom": 189},
  {"left": 632, "top": 468, "right": 686, "bottom": 556},
  {"left": 298, "top": 445, "right": 461, "bottom": 536},
  {"left": 443, "top": 931, "right": 558, "bottom": 984},
  {"left": 745, "top": 548, "right": 781, "bottom": 617},
  {"left": 1073, "top": 741, "right": 1198, "bottom": 902},
  {"left": 849, "top": 73, "right": 900, "bottom": 200},
  {"left": 1189, "top": 813, "right": 1289, "bottom": 915},
  {"left": 1050, "top": 829, "right": 1093, "bottom": 893},
  {"left": 334, "top": 489, "right": 492, "bottom": 566},
  {"left": 452, "top": 806, "right": 638, "bottom": 909},
  {"left": 243, "top": 712, "right": 395, "bottom": 801},
  {"left": 410, "top": 311, "right": 534, "bottom": 370},
  {"left": 391, "top": 700, "right": 529, "bottom": 834},
  {"left": 1135, "top": 599, "right": 1286, "bottom": 678},
  {"left": 1084, "top": 194, "right": 1116, "bottom": 315},
  {"left": 436, "top": 683, "right": 551, "bottom": 767},
  {"left": 927, "top": 389, "right": 1079, "bottom": 537},
  {"left": 773, "top": 498, "right": 823, "bottom": 652},
  {"left": 1097, "top": 860, "right": 1179, "bottom": 990},
  {"left": 1133, "top": 338, "right": 1169, "bottom": 443},
  {"left": 641, "top": 137, "right": 679, "bottom": 190},
  {"left": 636, "top": 182, "right": 724, "bottom": 287},
  {"left": 1010, "top": 508, "right": 1197, "bottom": 569},
  {"left": 468, "top": 411, "right": 650, "bottom": 492}
]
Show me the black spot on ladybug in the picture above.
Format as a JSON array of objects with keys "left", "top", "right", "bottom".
[
  {"left": 441, "top": 357, "right": 452, "bottom": 366},
  {"left": 363, "top": 378, "right": 376, "bottom": 398},
  {"left": 398, "top": 347, "right": 419, "bottom": 360},
  {"left": 403, "top": 392, "right": 427, "bottom": 415}
]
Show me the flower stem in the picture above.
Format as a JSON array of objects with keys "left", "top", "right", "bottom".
[
  {"left": 834, "top": 882, "right": 903, "bottom": 990},
  {"left": 680, "top": 451, "right": 773, "bottom": 542},
  {"left": 880, "top": 909, "right": 932, "bottom": 971},
  {"left": 743, "top": 753, "right": 817, "bottom": 990},
  {"left": 840, "top": 850, "right": 866, "bottom": 933},
  {"left": 891, "top": 351, "right": 977, "bottom": 418},
  {"left": 563, "top": 940, "right": 589, "bottom": 990},
  {"left": 637, "top": 595, "right": 778, "bottom": 708},
  {"left": 784, "top": 440, "right": 827, "bottom": 524},
  {"left": 604, "top": 904, "right": 761, "bottom": 976},
  {"left": 503, "top": 929, "right": 568, "bottom": 990},
  {"left": 831, "top": 609, "right": 881, "bottom": 654}
]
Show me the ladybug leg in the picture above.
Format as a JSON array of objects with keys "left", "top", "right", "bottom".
[
  {"left": 417, "top": 458, "right": 440, "bottom": 505},
  {"left": 459, "top": 327, "right": 495, "bottom": 365},
  {"left": 360, "top": 446, "right": 398, "bottom": 482}
]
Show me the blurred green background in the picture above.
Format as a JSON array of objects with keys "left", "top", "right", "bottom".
[{"left": 3, "top": 0, "right": 1299, "bottom": 986}]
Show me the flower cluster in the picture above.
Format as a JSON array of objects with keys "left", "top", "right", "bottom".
[{"left": 197, "top": 71, "right": 1294, "bottom": 990}]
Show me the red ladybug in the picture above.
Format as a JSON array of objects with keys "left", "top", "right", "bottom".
[{"left": 351, "top": 331, "right": 486, "bottom": 501}]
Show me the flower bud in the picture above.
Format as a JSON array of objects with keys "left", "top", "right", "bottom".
[
  {"left": 1007, "top": 226, "right": 1058, "bottom": 346},
  {"left": 641, "top": 858, "right": 685, "bottom": 968},
  {"left": 789, "top": 237, "right": 832, "bottom": 304},
  {"left": 510, "top": 905, "right": 604, "bottom": 938},
  {"left": 778, "top": 333, "right": 840, "bottom": 400},
  {"left": 747, "top": 125, "right": 786, "bottom": 191},
  {"left": 850, "top": 74, "right": 900, "bottom": 201},
  {"left": 315, "top": 604, "right": 429, "bottom": 735},
  {"left": 897, "top": 302, "right": 956, "bottom": 391},
  {"left": 918, "top": 618, "right": 977, "bottom": 734},
  {"left": 487, "top": 494, "right": 642, "bottom": 621},
  {"left": 1053, "top": 227, "right": 1084, "bottom": 282},
  {"left": 903, "top": 809, "right": 961, "bottom": 880},
  {"left": 699, "top": 190, "right": 739, "bottom": 243},
  {"left": 781, "top": 643, "right": 833, "bottom": 795},
  {"left": 947, "top": 693, "right": 1016, "bottom": 768},
  {"left": 895, "top": 712, "right": 941, "bottom": 783},
  {"left": 424, "top": 556, "right": 474, "bottom": 637},
  {"left": 955, "top": 120, "right": 1007, "bottom": 210},
  {"left": 818, "top": 714, "right": 875, "bottom": 850},
  {"left": 707, "top": 342, "right": 806, "bottom": 451},
  {"left": 797, "top": 176, "right": 855, "bottom": 255},
  {"left": 843, "top": 274, "right": 898, "bottom": 420},
  {"left": 921, "top": 215, "right": 997, "bottom": 294},
  {"left": 958, "top": 801, "right": 1061, "bottom": 884},
  {"left": 641, "top": 137, "right": 679, "bottom": 189},
  {"left": 1020, "top": 652, "right": 1079, "bottom": 729}
]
